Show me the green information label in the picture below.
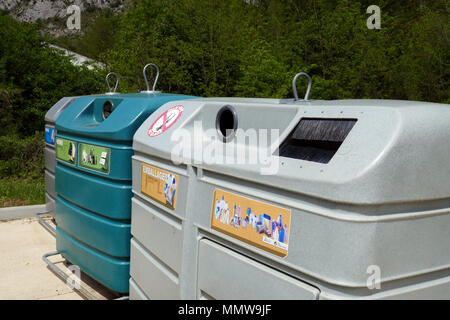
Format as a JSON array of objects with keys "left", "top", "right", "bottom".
[
  {"left": 56, "top": 138, "right": 77, "bottom": 165},
  {"left": 78, "top": 143, "right": 110, "bottom": 174}
]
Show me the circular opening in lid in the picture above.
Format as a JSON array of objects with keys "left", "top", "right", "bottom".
[
  {"left": 216, "top": 105, "right": 238, "bottom": 142},
  {"left": 102, "top": 100, "right": 114, "bottom": 120}
]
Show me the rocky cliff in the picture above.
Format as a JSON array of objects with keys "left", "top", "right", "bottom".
[{"left": 0, "top": 0, "right": 126, "bottom": 36}]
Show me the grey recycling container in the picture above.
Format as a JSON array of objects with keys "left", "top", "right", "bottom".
[
  {"left": 44, "top": 97, "right": 77, "bottom": 214},
  {"left": 129, "top": 77, "right": 450, "bottom": 300}
]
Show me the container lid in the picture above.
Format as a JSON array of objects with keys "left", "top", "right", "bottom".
[{"left": 133, "top": 96, "right": 450, "bottom": 205}]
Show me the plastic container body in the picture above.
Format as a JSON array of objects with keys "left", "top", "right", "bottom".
[
  {"left": 44, "top": 97, "right": 77, "bottom": 214},
  {"left": 55, "top": 93, "right": 196, "bottom": 293},
  {"left": 129, "top": 98, "right": 450, "bottom": 299}
]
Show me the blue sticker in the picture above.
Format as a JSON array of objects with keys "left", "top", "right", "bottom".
[{"left": 45, "top": 126, "right": 56, "bottom": 145}]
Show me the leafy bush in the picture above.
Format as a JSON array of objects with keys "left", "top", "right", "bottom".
[
  {"left": 0, "top": 133, "right": 44, "bottom": 179},
  {"left": 0, "top": 14, "right": 105, "bottom": 137},
  {"left": 94, "top": 0, "right": 448, "bottom": 102}
]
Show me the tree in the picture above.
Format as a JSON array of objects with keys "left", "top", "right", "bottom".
[{"left": 0, "top": 14, "right": 104, "bottom": 135}]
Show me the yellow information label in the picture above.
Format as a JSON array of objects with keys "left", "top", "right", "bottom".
[
  {"left": 211, "top": 189, "right": 291, "bottom": 258},
  {"left": 141, "top": 164, "right": 178, "bottom": 210}
]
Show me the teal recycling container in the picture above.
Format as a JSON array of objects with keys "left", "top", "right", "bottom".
[{"left": 54, "top": 92, "right": 195, "bottom": 293}]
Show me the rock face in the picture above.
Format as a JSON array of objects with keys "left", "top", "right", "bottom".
[{"left": 1, "top": 0, "right": 125, "bottom": 36}]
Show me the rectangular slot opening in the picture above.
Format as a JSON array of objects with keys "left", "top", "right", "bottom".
[{"left": 278, "top": 118, "right": 357, "bottom": 164}]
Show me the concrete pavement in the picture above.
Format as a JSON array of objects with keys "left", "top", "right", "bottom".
[{"left": 0, "top": 216, "right": 116, "bottom": 300}]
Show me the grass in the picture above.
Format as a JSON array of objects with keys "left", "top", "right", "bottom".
[{"left": 0, "top": 178, "right": 45, "bottom": 208}]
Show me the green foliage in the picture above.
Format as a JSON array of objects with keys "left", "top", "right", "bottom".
[
  {"left": 54, "top": 8, "right": 121, "bottom": 61},
  {"left": 393, "top": 8, "right": 449, "bottom": 103},
  {"left": 0, "top": 133, "right": 45, "bottom": 206},
  {"left": 0, "top": 14, "right": 105, "bottom": 136},
  {"left": 0, "top": 178, "right": 45, "bottom": 207},
  {"left": 234, "top": 39, "right": 290, "bottom": 98},
  {"left": 0, "top": 133, "right": 44, "bottom": 179},
  {"left": 94, "top": 0, "right": 448, "bottom": 102}
]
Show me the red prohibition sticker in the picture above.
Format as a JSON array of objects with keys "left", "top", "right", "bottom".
[{"left": 148, "top": 105, "right": 184, "bottom": 137}]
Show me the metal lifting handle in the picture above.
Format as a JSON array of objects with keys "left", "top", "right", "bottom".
[
  {"left": 106, "top": 72, "right": 119, "bottom": 93},
  {"left": 292, "top": 72, "right": 312, "bottom": 101},
  {"left": 143, "top": 63, "right": 160, "bottom": 92}
]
